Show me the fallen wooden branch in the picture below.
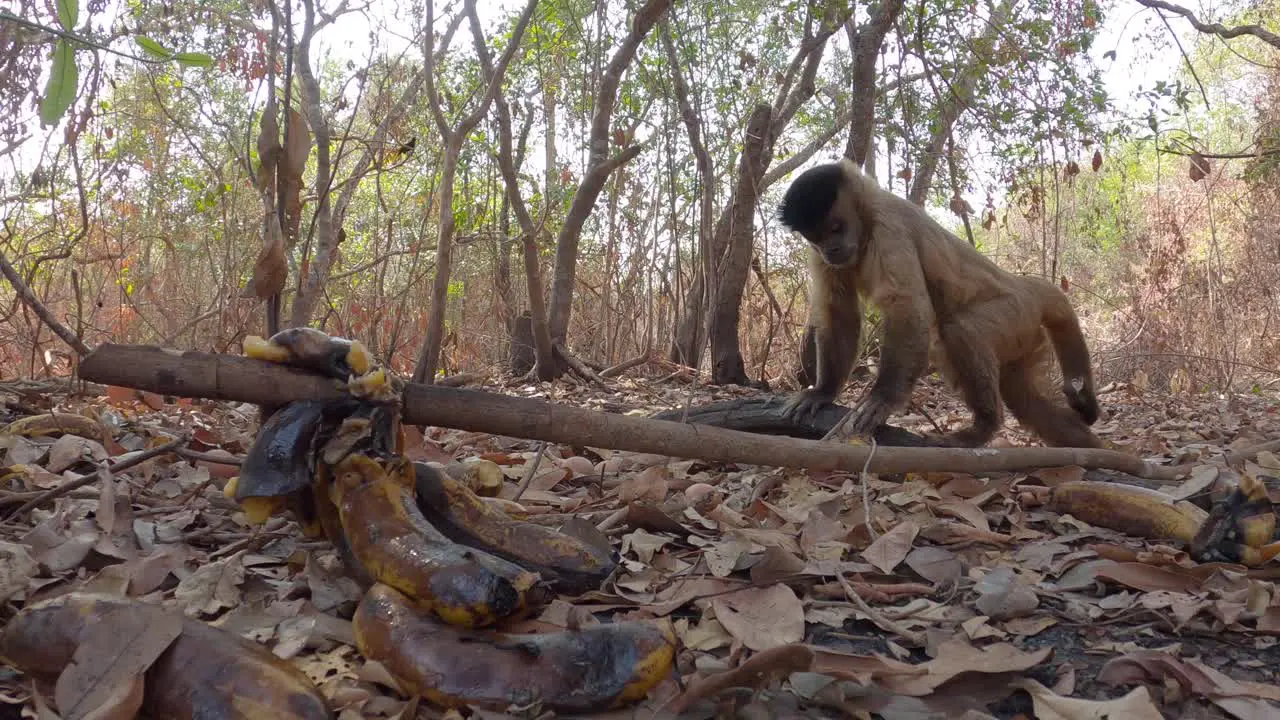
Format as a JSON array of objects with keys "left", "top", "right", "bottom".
[
  {"left": 76, "top": 344, "right": 1188, "bottom": 480},
  {"left": 652, "top": 397, "right": 1177, "bottom": 491},
  {"left": 600, "top": 351, "right": 652, "bottom": 379},
  {"left": 650, "top": 397, "right": 928, "bottom": 445}
]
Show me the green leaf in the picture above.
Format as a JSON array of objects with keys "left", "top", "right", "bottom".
[
  {"left": 56, "top": 0, "right": 78, "bottom": 30},
  {"left": 174, "top": 51, "right": 214, "bottom": 68},
  {"left": 40, "top": 39, "right": 78, "bottom": 125},
  {"left": 135, "top": 36, "right": 173, "bottom": 59}
]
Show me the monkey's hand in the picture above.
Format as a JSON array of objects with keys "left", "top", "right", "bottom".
[
  {"left": 780, "top": 388, "right": 835, "bottom": 424},
  {"left": 846, "top": 396, "right": 893, "bottom": 439}
]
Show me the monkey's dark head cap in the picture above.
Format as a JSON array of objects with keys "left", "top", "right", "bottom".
[{"left": 778, "top": 162, "right": 844, "bottom": 233}]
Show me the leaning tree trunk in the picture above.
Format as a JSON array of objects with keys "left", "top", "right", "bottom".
[
  {"left": 661, "top": 23, "right": 716, "bottom": 372},
  {"left": 907, "top": 0, "right": 1011, "bottom": 205},
  {"left": 411, "top": 0, "right": 537, "bottom": 384},
  {"left": 488, "top": 57, "right": 556, "bottom": 379},
  {"left": 707, "top": 104, "right": 772, "bottom": 386},
  {"left": 413, "top": 142, "right": 462, "bottom": 384},
  {"left": 547, "top": 0, "right": 671, "bottom": 351},
  {"left": 697, "top": 5, "right": 852, "bottom": 387},
  {"left": 842, "top": 0, "right": 905, "bottom": 167}
]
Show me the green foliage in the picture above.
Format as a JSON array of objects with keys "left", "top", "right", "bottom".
[
  {"left": 40, "top": 40, "right": 78, "bottom": 125},
  {"left": 55, "top": 0, "right": 77, "bottom": 30},
  {"left": 135, "top": 36, "right": 214, "bottom": 67}
]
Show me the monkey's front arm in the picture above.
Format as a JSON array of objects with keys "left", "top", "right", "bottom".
[
  {"left": 782, "top": 293, "right": 862, "bottom": 423},
  {"left": 844, "top": 294, "right": 933, "bottom": 438}
]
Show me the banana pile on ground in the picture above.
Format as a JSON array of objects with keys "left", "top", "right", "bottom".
[{"left": 227, "top": 328, "right": 676, "bottom": 714}]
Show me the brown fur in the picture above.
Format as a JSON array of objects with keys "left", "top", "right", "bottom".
[{"left": 779, "top": 159, "right": 1101, "bottom": 448}]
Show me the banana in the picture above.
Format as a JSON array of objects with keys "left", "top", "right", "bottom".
[
  {"left": 412, "top": 462, "right": 617, "bottom": 594},
  {"left": 352, "top": 583, "right": 675, "bottom": 713},
  {"left": 330, "top": 453, "right": 542, "bottom": 628},
  {"left": 243, "top": 327, "right": 372, "bottom": 381},
  {"left": 0, "top": 593, "right": 332, "bottom": 720},
  {"left": 1049, "top": 480, "right": 1205, "bottom": 543}
]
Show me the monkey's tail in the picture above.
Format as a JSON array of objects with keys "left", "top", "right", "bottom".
[{"left": 1038, "top": 282, "right": 1100, "bottom": 426}]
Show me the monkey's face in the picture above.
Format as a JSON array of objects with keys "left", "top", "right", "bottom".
[
  {"left": 778, "top": 162, "right": 865, "bottom": 268},
  {"left": 806, "top": 190, "right": 862, "bottom": 267}
]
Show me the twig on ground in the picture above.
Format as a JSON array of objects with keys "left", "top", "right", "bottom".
[
  {"left": 512, "top": 440, "right": 548, "bottom": 502},
  {"left": 837, "top": 571, "right": 926, "bottom": 646},
  {"left": 860, "top": 438, "right": 879, "bottom": 541},
  {"left": 4, "top": 435, "right": 188, "bottom": 519}
]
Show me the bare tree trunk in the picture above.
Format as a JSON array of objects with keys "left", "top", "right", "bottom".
[
  {"left": 842, "top": 0, "right": 906, "bottom": 166},
  {"left": 415, "top": 142, "right": 463, "bottom": 384},
  {"left": 907, "top": 0, "right": 1011, "bottom": 205},
  {"left": 708, "top": 105, "right": 771, "bottom": 386},
  {"left": 412, "top": 0, "right": 538, "bottom": 384},
  {"left": 289, "top": 12, "right": 439, "bottom": 327},
  {"left": 694, "top": 5, "right": 853, "bottom": 386},
  {"left": 661, "top": 22, "right": 715, "bottom": 370},
  {"left": 489, "top": 67, "right": 556, "bottom": 381},
  {"left": 546, "top": 0, "right": 672, "bottom": 351},
  {"left": 495, "top": 192, "right": 516, "bottom": 334}
]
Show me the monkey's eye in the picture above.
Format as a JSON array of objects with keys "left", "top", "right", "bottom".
[{"left": 828, "top": 219, "right": 845, "bottom": 234}]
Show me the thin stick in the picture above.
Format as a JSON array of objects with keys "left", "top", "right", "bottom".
[
  {"left": 177, "top": 448, "right": 243, "bottom": 466},
  {"left": 860, "top": 438, "right": 879, "bottom": 541},
  {"left": 512, "top": 440, "right": 548, "bottom": 501},
  {"left": 837, "top": 571, "right": 925, "bottom": 646}
]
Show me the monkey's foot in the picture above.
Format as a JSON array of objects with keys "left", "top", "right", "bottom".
[
  {"left": 778, "top": 389, "right": 836, "bottom": 424},
  {"left": 845, "top": 398, "right": 894, "bottom": 439}
]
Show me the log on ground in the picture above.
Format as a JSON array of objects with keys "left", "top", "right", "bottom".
[
  {"left": 76, "top": 343, "right": 1185, "bottom": 480},
  {"left": 650, "top": 397, "right": 929, "bottom": 446},
  {"left": 651, "top": 397, "right": 1175, "bottom": 490}
]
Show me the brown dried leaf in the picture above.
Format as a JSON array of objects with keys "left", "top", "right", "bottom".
[
  {"left": 710, "top": 584, "right": 804, "bottom": 651},
  {"left": 283, "top": 108, "right": 312, "bottom": 179},
  {"left": 1012, "top": 677, "right": 1162, "bottom": 720},
  {"left": 1095, "top": 561, "right": 1201, "bottom": 593},
  {"left": 702, "top": 536, "right": 752, "bottom": 577},
  {"left": 174, "top": 554, "right": 244, "bottom": 616},
  {"left": 77, "top": 674, "right": 144, "bottom": 720},
  {"left": 973, "top": 567, "right": 1039, "bottom": 620},
  {"left": 933, "top": 499, "right": 990, "bottom": 532},
  {"left": 53, "top": 604, "right": 182, "bottom": 720},
  {"left": 46, "top": 434, "right": 108, "bottom": 473},
  {"left": 1189, "top": 152, "right": 1210, "bottom": 181},
  {"left": 1031, "top": 465, "right": 1085, "bottom": 486},
  {"left": 862, "top": 520, "right": 919, "bottom": 574},
  {"left": 881, "top": 639, "right": 1052, "bottom": 696},
  {"left": 664, "top": 644, "right": 814, "bottom": 714},
  {"left": 256, "top": 96, "right": 281, "bottom": 191},
  {"left": 621, "top": 528, "right": 670, "bottom": 565},
  {"left": 617, "top": 466, "right": 670, "bottom": 505},
  {"left": 749, "top": 545, "right": 806, "bottom": 585},
  {"left": 36, "top": 528, "right": 100, "bottom": 573},
  {"left": 637, "top": 577, "right": 742, "bottom": 616},
  {"left": 0, "top": 542, "right": 38, "bottom": 603},
  {"left": 904, "top": 546, "right": 961, "bottom": 587},
  {"left": 242, "top": 213, "right": 287, "bottom": 299}
]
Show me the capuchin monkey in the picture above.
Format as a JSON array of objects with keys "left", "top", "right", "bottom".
[{"left": 777, "top": 159, "right": 1102, "bottom": 448}]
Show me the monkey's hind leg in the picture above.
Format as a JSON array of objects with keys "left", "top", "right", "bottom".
[
  {"left": 926, "top": 324, "right": 1003, "bottom": 448},
  {"left": 999, "top": 354, "right": 1103, "bottom": 448}
]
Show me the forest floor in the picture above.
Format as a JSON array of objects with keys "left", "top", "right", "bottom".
[{"left": 0, "top": 368, "right": 1278, "bottom": 719}]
